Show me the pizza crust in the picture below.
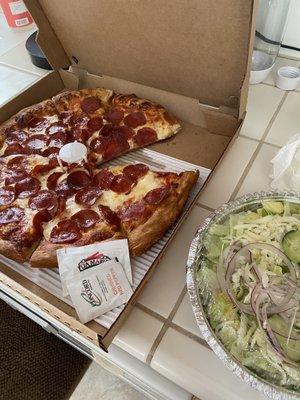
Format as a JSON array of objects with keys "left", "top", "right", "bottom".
[
  {"left": 0, "top": 239, "right": 34, "bottom": 263},
  {"left": 127, "top": 171, "right": 199, "bottom": 256},
  {"left": 30, "top": 231, "right": 124, "bottom": 268}
]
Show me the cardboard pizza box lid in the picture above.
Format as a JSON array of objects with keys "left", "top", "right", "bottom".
[{"left": 25, "top": 0, "right": 257, "bottom": 118}]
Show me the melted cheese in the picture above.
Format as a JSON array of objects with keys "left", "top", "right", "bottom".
[{"left": 100, "top": 171, "right": 162, "bottom": 211}]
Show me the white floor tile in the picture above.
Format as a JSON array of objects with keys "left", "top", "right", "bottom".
[
  {"left": 138, "top": 206, "right": 210, "bottom": 318},
  {"left": 237, "top": 144, "right": 278, "bottom": 197},
  {"left": 0, "top": 63, "right": 39, "bottom": 105},
  {"left": 240, "top": 85, "right": 284, "bottom": 140},
  {"left": 112, "top": 307, "right": 163, "bottom": 363},
  {"left": 70, "top": 361, "right": 148, "bottom": 400},
  {"left": 266, "top": 91, "right": 300, "bottom": 146},
  {"left": 172, "top": 293, "right": 203, "bottom": 339},
  {"left": 0, "top": 42, "right": 49, "bottom": 76},
  {"left": 263, "top": 57, "right": 300, "bottom": 86},
  {"left": 197, "top": 137, "right": 258, "bottom": 208},
  {"left": 151, "top": 328, "right": 267, "bottom": 400}
]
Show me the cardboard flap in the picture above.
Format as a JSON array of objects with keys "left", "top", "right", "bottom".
[{"left": 28, "top": 0, "right": 255, "bottom": 111}]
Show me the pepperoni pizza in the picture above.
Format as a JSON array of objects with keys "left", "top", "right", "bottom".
[{"left": 0, "top": 88, "right": 198, "bottom": 268}]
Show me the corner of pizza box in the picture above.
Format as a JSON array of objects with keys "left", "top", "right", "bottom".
[{"left": 0, "top": 261, "right": 108, "bottom": 343}]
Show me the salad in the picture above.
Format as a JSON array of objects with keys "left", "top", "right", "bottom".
[{"left": 196, "top": 198, "right": 300, "bottom": 392}]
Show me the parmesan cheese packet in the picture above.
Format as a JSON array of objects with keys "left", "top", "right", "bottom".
[
  {"left": 66, "top": 259, "right": 133, "bottom": 324},
  {"left": 57, "top": 239, "right": 132, "bottom": 297}
]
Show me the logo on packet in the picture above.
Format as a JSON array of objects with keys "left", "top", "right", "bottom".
[
  {"left": 78, "top": 251, "right": 111, "bottom": 272},
  {"left": 81, "top": 279, "right": 102, "bottom": 307}
]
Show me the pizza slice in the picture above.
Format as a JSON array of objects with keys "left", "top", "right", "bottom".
[
  {"left": 0, "top": 154, "right": 95, "bottom": 262},
  {"left": 87, "top": 93, "right": 181, "bottom": 164},
  {"left": 29, "top": 163, "right": 198, "bottom": 268},
  {"left": 0, "top": 99, "right": 67, "bottom": 158},
  {"left": 96, "top": 164, "right": 198, "bottom": 255},
  {"left": 30, "top": 197, "right": 124, "bottom": 268}
]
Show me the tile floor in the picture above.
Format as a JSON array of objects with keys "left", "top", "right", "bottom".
[{"left": 70, "top": 362, "right": 148, "bottom": 400}]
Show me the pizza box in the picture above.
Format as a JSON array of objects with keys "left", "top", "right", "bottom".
[{"left": 0, "top": 0, "right": 258, "bottom": 351}]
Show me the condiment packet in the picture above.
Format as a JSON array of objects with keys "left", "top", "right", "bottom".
[
  {"left": 57, "top": 239, "right": 132, "bottom": 297},
  {"left": 66, "top": 259, "right": 133, "bottom": 324}
]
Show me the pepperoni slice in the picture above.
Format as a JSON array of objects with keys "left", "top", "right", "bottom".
[
  {"left": 134, "top": 127, "right": 157, "bottom": 146},
  {"left": 31, "top": 163, "right": 53, "bottom": 176},
  {"left": 75, "top": 187, "right": 102, "bottom": 206},
  {"left": 42, "top": 147, "right": 60, "bottom": 159},
  {"left": 50, "top": 220, "right": 81, "bottom": 244},
  {"left": 104, "top": 108, "right": 124, "bottom": 124},
  {"left": 71, "top": 209, "right": 100, "bottom": 229},
  {"left": 120, "top": 200, "right": 148, "bottom": 221},
  {"left": 4, "top": 143, "right": 28, "bottom": 156},
  {"left": 56, "top": 197, "right": 66, "bottom": 214},
  {"left": 123, "top": 164, "right": 149, "bottom": 181},
  {"left": 47, "top": 172, "right": 64, "bottom": 190},
  {"left": 27, "top": 117, "right": 49, "bottom": 132},
  {"left": 90, "top": 136, "right": 109, "bottom": 154},
  {"left": 124, "top": 112, "right": 146, "bottom": 128},
  {"left": 70, "top": 113, "right": 89, "bottom": 127},
  {"left": 100, "top": 124, "right": 115, "bottom": 137},
  {"left": 54, "top": 180, "right": 75, "bottom": 198},
  {"left": 48, "top": 132, "right": 67, "bottom": 148},
  {"left": 102, "top": 132, "right": 130, "bottom": 161},
  {"left": 5, "top": 169, "right": 29, "bottom": 185},
  {"left": 46, "top": 121, "right": 67, "bottom": 135},
  {"left": 67, "top": 170, "right": 92, "bottom": 190},
  {"left": 81, "top": 96, "right": 101, "bottom": 113},
  {"left": 72, "top": 127, "right": 90, "bottom": 142},
  {"left": 0, "top": 186, "right": 15, "bottom": 206},
  {"left": 0, "top": 207, "right": 24, "bottom": 224},
  {"left": 7, "top": 156, "right": 27, "bottom": 168},
  {"left": 29, "top": 190, "right": 58, "bottom": 211},
  {"left": 118, "top": 125, "right": 135, "bottom": 140},
  {"left": 110, "top": 174, "right": 134, "bottom": 193},
  {"left": 99, "top": 205, "right": 120, "bottom": 227},
  {"left": 93, "top": 169, "right": 114, "bottom": 190},
  {"left": 25, "top": 134, "right": 47, "bottom": 151},
  {"left": 6, "top": 130, "right": 28, "bottom": 144},
  {"left": 163, "top": 111, "right": 177, "bottom": 125},
  {"left": 87, "top": 116, "right": 103, "bottom": 133},
  {"left": 144, "top": 186, "right": 170, "bottom": 204},
  {"left": 15, "top": 177, "right": 41, "bottom": 199},
  {"left": 33, "top": 210, "right": 52, "bottom": 234}
]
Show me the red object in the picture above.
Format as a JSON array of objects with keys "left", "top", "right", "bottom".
[{"left": 0, "top": 0, "right": 33, "bottom": 28}]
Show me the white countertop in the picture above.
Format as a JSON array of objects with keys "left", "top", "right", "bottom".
[{"left": 1, "top": 13, "right": 300, "bottom": 400}]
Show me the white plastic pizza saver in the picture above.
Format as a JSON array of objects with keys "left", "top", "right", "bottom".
[
  {"left": 59, "top": 142, "right": 87, "bottom": 163},
  {"left": 275, "top": 66, "right": 300, "bottom": 91}
]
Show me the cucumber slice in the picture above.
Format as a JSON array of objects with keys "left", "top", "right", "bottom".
[
  {"left": 282, "top": 230, "right": 300, "bottom": 264},
  {"left": 269, "top": 316, "right": 300, "bottom": 362}
]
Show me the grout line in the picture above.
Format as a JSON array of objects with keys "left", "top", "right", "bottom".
[
  {"left": 169, "top": 321, "right": 210, "bottom": 349},
  {"left": 262, "top": 141, "right": 282, "bottom": 149},
  {"left": 145, "top": 324, "right": 169, "bottom": 365},
  {"left": 136, "top": 302, "right": 211, "bottom": 350},
  {"left": 229, "top": 91, "right": 288, "bottom": 201},
  {"left": 238, "top": 134, "right": 260, "bottom": 144},
  {"left": 135, "top": 303, "right": 166, "bottom": 323},
  {"left": 260, "top": 81, "right": 275, "bottom": 87},
  {"left": 0, "top": 61, "right": 43, "bottom": 77},
  {"left": 145, "top": 287, "right": 187, "bottom": 364},
  {"left": 167, "top": 286, "right": 187, "bottom": 322}
]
